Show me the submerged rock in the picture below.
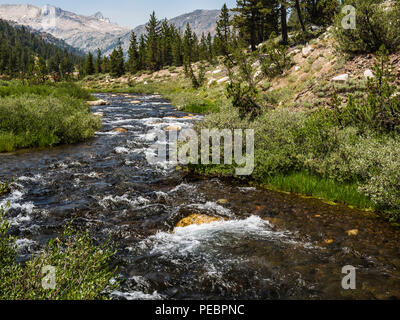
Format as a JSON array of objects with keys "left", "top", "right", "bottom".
[
  {"left": 87, "top": 99, "right": 109, "bottom": 106},
  {"left": 164, "top": 125, "right": 182, "bottom": 132},
  {"left": 176, "top": 214, "right": 223, "bottom": 228},
  {"left": 347, "top": 229, "right": 359, "bottom": 236},
  {"left": 112, "top": 128, "right": 128, "bottom": 133}
]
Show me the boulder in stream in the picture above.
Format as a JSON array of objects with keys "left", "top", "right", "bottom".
[{"left": 176, "top": 214, "right": 223, "bottom": 228}]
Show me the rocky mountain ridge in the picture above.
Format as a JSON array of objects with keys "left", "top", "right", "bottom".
[{"left": 0, "top": 4, "right": 221, "bottom": 56}]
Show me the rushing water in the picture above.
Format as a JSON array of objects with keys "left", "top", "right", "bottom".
[{"left": 1, "top": 93, "right": 399, "bottom": 300}]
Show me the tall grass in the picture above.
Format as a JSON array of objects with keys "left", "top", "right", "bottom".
[
  {"left": 0, "top": 82, "right": 100, "bottom": 152},
  {"left": 0, "top": 81, "right": 94, "bottom": 101},
  {"left": 260, "top": 171, "right": 376, "bottom": 210}
]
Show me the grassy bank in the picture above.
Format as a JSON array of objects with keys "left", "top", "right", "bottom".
[{"left": 0, "top": 81, "right": 101, "bottom": 152}]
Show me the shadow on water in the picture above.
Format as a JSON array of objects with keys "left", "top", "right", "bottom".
[{"left": 0, "top": 93, "right": 399, "bottom": 300}]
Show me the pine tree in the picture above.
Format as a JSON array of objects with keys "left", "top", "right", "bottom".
[
  {"left": 171, "top": 26, "right": 183, "bottom": 66},
  {"left": 127, "top": 32, "right": 139, "bottom": 73},
  {"left": 145, "top": 11, "right": 161, "bottom": 71},
  {"left": 183, "top": 23, "right": 195, "bottom": 74},
  {"left": 199, "top": 33, "right": 209, "bottom": 61},
  {"left": 138, "top": 34, "right": 147, "bottom": 70},
  {"left": 34, "top": 57, "right": 47, "bottom": 83},
  {"left": 160, "top": 19, "right": 173, "bottom": 67},
  {"left": 84, "top": 51, "right": 95, "bottom": 75},
  {"left": 294, "top": 0, "right": 306, "bottom": 31},
  {"left": 96, "top": 48, "right": 102, "bottom": 74},
  {"left": 109, "top": 40, "right": 125, "bottom": 77},
  {"left": 233, "top": 0, "right": 279, "bottom": 51},
  {"left": 303, "top": 0, "right": 339, "bottom": 27},
  {"left": 280, "top": 0, "right": 289, "bottom": 44},
  {"left": 215, "top": 3, "right": 232, "bottom": 55},
  {"left": 60, "top": 56, "right": 74, "bottom": 79},
  {"left": 102, "top": 56, "right": 110, "bottom": 74},
  {"left": 206, "top": 32, "right": 215, "bottom": 64}
]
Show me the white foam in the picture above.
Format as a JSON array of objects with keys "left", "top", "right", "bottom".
[
  {"left": 15, "top": 238, "right": 36, "bottom": 252},
  {"left": 100, "top": 194, "right": 150, "bottom": 209},
  {"left": 18, "top": 174, "right": 43, "bottom": 182},
  {"left": 186, "top": 201, "right": 232, "bottom": 217},
  {"left": 237, "top": 187, "right": 257, "bottom": 193},
  {"left": 0, "top": 190, "right": 35, "bottom": 216},
  {"left": 110, "top": 290, "right": 163, "bottom": 300},
  {"left": 140, "top": 216, "right": 277, "bottom": 256},
  {"left": 115, "top": 147, "right": 130, "bottom": 154},
  {"left": 170, "top": 183, "right": 197, "bottom": 193}
]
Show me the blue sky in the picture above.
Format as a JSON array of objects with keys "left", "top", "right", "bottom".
[{"left": 0, "top": 0, "right": 237, "bottom": 28}]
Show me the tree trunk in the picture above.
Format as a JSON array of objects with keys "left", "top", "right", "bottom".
[
  {"left": 295, "top": 0, "right": 306, "bottom": 32},
  {"left": 250, "top": 9, "right": 257, "bottom": 51},
  {"left": 281, "top": 3, "right": 288, "bottom": 44}
]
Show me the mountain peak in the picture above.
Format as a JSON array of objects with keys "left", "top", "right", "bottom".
[{"left": 91, "top": 11, "right": 111, "bottom": 23}]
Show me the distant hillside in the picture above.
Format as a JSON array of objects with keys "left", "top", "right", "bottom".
[
  {"left": 7, "top": 21, "right": 85, "bottom": 57},
  {"left": 0, "top": 19, "right": 84, "bottom": 76},
  {"left": 0, "top": 4, "right": 131, "bottom": 56},
  {"left": 0, "top": 5, "right": 221, "bottom": 56}
]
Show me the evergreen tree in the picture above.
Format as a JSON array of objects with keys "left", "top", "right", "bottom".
[
  {"left": 109, "top": 40, "right": 125, "bottom": 77},
  {"left": 60, "top": 56, "right": 74, "bottom": 79},
  {"left": 183, "top": 23, "right": 196, "bottom": 74},
  {"left": 84, "top": 51, "right": 95, "bottom": 75},
  {"left": 233, "top": 0, "right": 280, "bottom": 51},
  {"left": 206, "top": 32, "right": 215, "bottom": 64},
  {"left": 102, "top": 56, "right": 110, "bottom": 74},
  {"left": 171, "top": 26, "right": 183, "bottom": 66},
  {"left": 34, "top": 57, "right": 47, "bottom": 83},
  {"left": 127, "top": 32, "right": 139, "bottom": 73},
  {"left": 145, "top": 11, "right": 161, "bottom": 71},
  {"left": 215, "top": 3, "right": 232, "bottom": 55},
  {"left": 138, "top": 34, "right": 147, "bottom": 70},
  {"left": 303, "top": 0, "right": 339, "bottom": 26},
  {"left": 96, "top": 48, "right": 102, "bottom": 74},
  {"left": 280, "top": 0, "right": 289, "bottom": 44},
  {"left": 199, "top": 33, "right": 209, "bottom": 61}
]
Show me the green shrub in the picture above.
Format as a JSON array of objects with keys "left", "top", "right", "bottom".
[
  {"left": 260, "top": 34, "right": 292, "bottom": 78},
  {"left": 331, "top": 47, "right": 400, "bottom": 134},
  {"left": 334, "top": 0, "right": 400, "bottom": 53},
  {"left": 0, "top": 211, "right": 118, "bottom": 300},
  {"left": 0, "top": 95, "right": 101, "bottom": 152},
  {"left": 199, "top": 103, "right": 400, "bottom": 219}
]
